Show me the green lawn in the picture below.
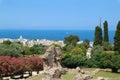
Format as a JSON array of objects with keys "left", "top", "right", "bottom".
[
  {"left": 82, "top": 68, "right": 97, "bottom": 72},
  {"left": 26, "top": 68, "right": 120, "bottom": 80},
  {"left": 27, "top": 69, "right": 77, "bottom": 80},
  {"left": 27, "top": 74, "right": 44, "bottom": 80},
  {"left": 61, "top": 69, "right": 77, "bottom": 80},
  {"left": 93, "top": 71, "right": 120, "bottom": 80}
]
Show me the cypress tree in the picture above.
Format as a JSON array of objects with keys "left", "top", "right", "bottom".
[
  {"left": 103, "top": 21, "right": 109, "bottom": 43},
  {"left": 114, "top": 21, "right": 120, "bottom": 53},
  {"left": 94, "top": 26, "right": 103, "bottom": 46}
]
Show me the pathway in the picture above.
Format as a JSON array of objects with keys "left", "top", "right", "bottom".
[{"left": 86, "top": 42, "right": 93, "bottom": 58}]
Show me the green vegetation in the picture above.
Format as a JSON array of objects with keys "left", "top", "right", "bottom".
[
  {"left": 101, "top": 54, "right": 120, "bottom": 72},
  {"left": 62, "top": 20, "right": 120, "bottom": 73},
  {"left": 29, "top": 44, "right": 47, "bottom": 55},
  {"left": 71, "top": 47, "right": 83, "bottom": 55},
  {"left": 27, "top": 68, "right": 120, "bottom": 80},
  {"left": 27, "top": 69, "right": 77, "bottom": 80},
  {"left": 93, "top": 26, "right": 103, "bottom": 46},
  {"left": 62, "top": 35, "right": 88, "bottom": 68},
  {"left": 0, "top": 40, "right": 47, "bottom": 57},
  {"left": 114, "top": 21, "right": 120, "bottom": 53},
  {"left": 0, "top": 41, "right": 24, "bottom": 57},
  {"left": 91, "top": 45, "right": 104, "bottom": 55},
  {"left": 62, "top": 55, "right": 87, "bottom": 68},
  {"left": 27, "top": 74, "right": 45, "bottom": 80},
  {"left": 102, "top": 42, "right": 113, "bottom": 51},
  {"left": 64, "top": 35, "right": 79, "bottom": 46},
  {"left": 1, "top": 20, "right": 120, "bottom": 79},
  {"left": 93, "top": 71, "right": 120, "bottom": 80},
  {"left": 61, "top": 69, "right": 77, "bottom": 80},
  {"left": 81, "top": 39, "right": 90, "bottom": 48},
  {"left": 103, "top": 20, "right": 109, "bottom": 43}
]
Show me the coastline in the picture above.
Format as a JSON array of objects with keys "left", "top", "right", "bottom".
[
  {"left": 0, "top": 30, "right": 115, "bottom": 44},
  {"left": 0, "top": 36, "right": 94, "bottom": 47}
]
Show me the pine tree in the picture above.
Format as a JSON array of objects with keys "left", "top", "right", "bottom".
[
  {"left": 94, "top": 26, "right": 103, "bottom": 46},
  {"left": 103, "top": 21, "right": 109, "bottom": 43},
  {"left": 114, "top": 21, "right": 120, "bottom": 53}
]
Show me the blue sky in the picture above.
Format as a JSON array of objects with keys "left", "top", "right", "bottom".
[{"left": 0, "top": 0, "right": 120, "bottom": 30}]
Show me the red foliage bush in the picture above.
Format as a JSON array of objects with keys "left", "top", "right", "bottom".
[
  {"left": 27, "top": 57, "right": 43, "bottom": 71},
  {"left": 0, "top": 56, "right": 43, "bottom": 77},
  {"left": 0, "top": 56, "right": 13, "bottom": 76}
]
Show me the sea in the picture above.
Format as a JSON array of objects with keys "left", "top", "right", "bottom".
[{"left": 0, "top": 30, "right": 115, "bottom": 44}]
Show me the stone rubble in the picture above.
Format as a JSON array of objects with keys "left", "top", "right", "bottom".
[{"left": 41, "top": 46, "right": 67, "bottom": 80}]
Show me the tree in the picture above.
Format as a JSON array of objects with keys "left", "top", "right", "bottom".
[
  {"left": 3, "top": 40, "right": 12, "bottom": 45},
  {"left": 71, "top": 47, "right": 84, "bottom": 55},
  {"left": 61, "top": 55, "right": 87, "bottom": 68},
  {"left": 114, "top": 21, "right": 120, "bottom": 53},
  {"left": 103, "top": 42, "right": 113, "bottom": 51},
  {"left": 101, "top": 54, "right": 120, "bottom": 73},
  {"left": 63, "top": 44, "right": 74, "bottom": 52},
  {"left": 23, "top": 46, "right": 32, "bottom": 55},
  {"left": 103, "top": 21, "right": 109, "bottom": 43},
  {"left": 0, "top": 43, "right": 23, "bottom": 57},
  {"left": 81, "top": 39, "right": 90, "bottom": 49},
  {"left": 77, "top": 44, "right": 87, "bottom": 54},
  {"left": 93, "top": 26, "right": 103, "bottom": 46},
  {"left": 92, "top": 45, "right": 104, "bottom": 55},
  {"left": 64, "top": 35, "right": 80, "bottom": 46},
  {"left": 30, "top": 44, "right": 47, "bottom": 55}
]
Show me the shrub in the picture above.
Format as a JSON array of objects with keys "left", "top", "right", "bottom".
[
  {"left": 63, "top": 44, "right": 74, "bottom": 52},
  {"left": 71, "top": 47, "right": 84, "bottom": 55},
  {"left": 61, "top": 55, "right": 87, "bottom": 68},
  {"left": 0, "top": 56, "right": 43, "bottom": 78},
  {"left": 0, "top": 42, "right": 24, "bottom": 57},
  {"left": 77, "top": 44, "right": 87, "bottom": 55},
  {"left": 103, "top": 42, "right": 113, "bottom": 51},
  {"left": 27, "top": 57, "right": 43, "bottom": 74},
  {"left": 100, "top": 54, "right": 120, "bottom": 73},
  {"left": 81, "top": 39, "right": 90, "bottom": 49},
  {"left": 64, "top": 35, "right": 80, "bottom": 46},
  {"left": 0, "top": 56, "right": 24, "bottom": 76},
  {"left": 3, "top": 40, "right": 12, "bottom": 45},
  {"left": 92, "top": 45, "right": 104, "bottom": 55},
  {"left": 30, "top": 44, "right": 47, "bottom": 55},
  {"left": 89, "top": 52, "right": 108, "bottom": 68}
]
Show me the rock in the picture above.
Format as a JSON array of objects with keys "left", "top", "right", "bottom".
[
  {"left": 42, "top": 46, "right": 67, "bottom": 79},
  {"left": 97, "top": 77, "right": 107, "bottom": 80},
  {"left": 42, "top": 67, "right": 63, "bottom": 80},
  {"left": 83, "top": 75, "right": 93, "bottom": 80},
  {"left": 61, "top": 68, "right": 68, "bottom": 74},
  {"left": 53, "top": 68, "right": 62, "bottom": 78},
  {"left": 76, "top": 67, "right": 81, "bottom": 73},
  {"left": 73, "top": 68, "right": 93, "bottom": 80},
  {"left": 42, "top": 75, "right": 52, "bottom": 80},
  {"left": 73, "top": 74, "right": 93, "bottom": 80},
  {"left": 81, "top": 70, "right": 85, "bottom": 74},
  {"left": 43, "top": 46, "right": 62, "bottom": 71},
  {"left": 73, "top": 74, "right": 84, "bottom": 80}
]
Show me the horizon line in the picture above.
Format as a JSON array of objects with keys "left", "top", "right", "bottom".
[{"left": 0, "top": 28, "right": 116, "bottom": 31}]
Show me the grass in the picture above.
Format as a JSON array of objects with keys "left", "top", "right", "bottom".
[
  {"left": 93, "top": 71, "right": 120, "bottom": 80},
  {"left": 104, "top": 51, "right": 115, "bottom": 54},
  {"left": 82, "top": 68, "right": 97, "bottom": 72},
  {"left": 61, "top": 69, "right": 77, "bottom": 80},
  {"left": 27, "top": 69, "right": 77, "bottom": 80},
  {"left": 26, "top": 68, "right": 120, "bottom": 80},
  {"left": 27, "top": 74, "right": 44, "bottom": 80}
]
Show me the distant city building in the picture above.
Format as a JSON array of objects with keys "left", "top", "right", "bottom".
[
  {"left": 0, "top": 36, "right": 65, "bottom": 47},
  {"left": 0, "top": 36, "right": 94, "bottom": 47}
]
